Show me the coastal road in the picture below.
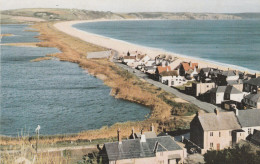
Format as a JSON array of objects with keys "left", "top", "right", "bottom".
[{"left": 114, "top": 60, "right": 220, "bottom": 113}]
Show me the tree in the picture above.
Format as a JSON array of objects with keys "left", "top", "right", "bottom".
[{"left": 204, "top": 144, "right": 260, "bottom": 164}]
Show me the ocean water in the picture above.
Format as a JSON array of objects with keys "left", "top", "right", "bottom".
[
  {"left": 1, "top": 25, "right": 150, "bottom": 136},
  {"left": 74, "top": 20, "right": 260, "bottom": 72}
]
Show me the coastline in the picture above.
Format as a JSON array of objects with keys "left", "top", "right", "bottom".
[
  {"left": 55, "top": 19, "right": 260, "bottom": 74},
  {"left": 1, "top": 21, "right": 198, "bottom": 145}
]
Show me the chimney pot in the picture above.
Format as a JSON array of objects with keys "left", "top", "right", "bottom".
[
  {"left": 150, "top": 124, "right": 154, "bottom": 132},
  {"left": 117, "top": 128, "right": 122, "bottom": 144},
  {"left": 214, "top": 108, "right": 219, "bottom": 115}
]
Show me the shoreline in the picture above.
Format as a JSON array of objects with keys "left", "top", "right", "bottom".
[
  {"left": 1, "top": 21, "right": 198, "bottom": 145},
  {"left": 55, "top": 19, "right": 259, "bottom": 74}
]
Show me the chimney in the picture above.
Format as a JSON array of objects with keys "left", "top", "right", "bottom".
[
  {"left": 140, "top": 133, "right": 146, "bottom": 143},
  {"left": 235, "top": 109, "right": 239, "bottom": 116},
  {"left": 132, "top": 127, "right": 135, "bottom": 139},
  {"left": 117, "top": 128, "right": 122, "bottom": 144},
  {"left": 196, "top": 111, "right": 200, "bottom": 117},
  {"left": 189, "top": 62, "right": 192, "bottom": 67},
  {"left": 214, "top": 108, "right": 219, "bottom": 115},
  {"left": 150, "top": 123, "right": 155, "bottom": 132}
]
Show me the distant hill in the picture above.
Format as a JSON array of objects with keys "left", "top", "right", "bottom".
[{"left": 1, "top": 8, "right": 260, "bottom": 24}]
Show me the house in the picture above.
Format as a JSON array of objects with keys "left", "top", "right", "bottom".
[
  {"left": 224, "top": 85, "right": 244, "bottom": 103},
  {"left": 144, "top": 66, "right": 156, "bottom": 74},
  {"left": 122, "top": 56, "right": 136, "bottom": 64},
  {"left": 198, "top": 67, "right": 211, "bottom": 82},
  {"left": 190, "top": 109, "right": 242, "bottom": 154},
  {"left": 210, "top": 86, "right": 244, "bottom": 105},
  {"left": 155, "top": 66, "right": 171, "bottom": 80},
  {"left": 250, "top": 130, "right": 260, "bottom": 146},
  {"left": 192, "top": 82, "right": 215, "bottom": 97},
  {"left": 216, "top": 70, "right": 239, "bottom": 86},
  {"left": 243, "top": 77, "right": 260, "bottom": 93},
  {"left": 179, "top": 62, "right": 198, "bottom": 76},
  {"left": 102, "top": 129, "right": 187, "bottom": 164},
  {"left": 185, "top": 68, "right": 198, "bottom": 80},
  {"left": 227, "top": 79, "right": 244, "bottom": 92},
  {"left": 159, "top": 71, "right": 187, "bottom": 87},
  {"left": 210, "top": 86, "right": 227, "bottom": 104},
  {"left": 208, "top": 68, "right": 222, "bottom": 82},
  {"left": 243, "top": 93, "right": 260, "bottom": 109},
  {"left": 236, "top": 109, "right": 260, "bottom": 137}
]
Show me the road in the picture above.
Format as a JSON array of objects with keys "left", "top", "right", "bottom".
[{"left": 114, "top": 60, "right": 220, "bottom": 113}]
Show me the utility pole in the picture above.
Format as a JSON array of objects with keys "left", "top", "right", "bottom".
[{"left": 35, "top": 125, "right": 40, "bottom": 153}]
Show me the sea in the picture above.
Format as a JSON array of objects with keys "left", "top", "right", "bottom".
[
  {"left": 0, "top": 24, "right": 150, "bottom": 136},
  {"left": 74, "top": 20, "right": 260, "bottom": 72}
]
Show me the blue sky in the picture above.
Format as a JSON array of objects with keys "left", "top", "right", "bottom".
[{"left": 1, "top": 0, "right": 260, "bottom": 13}]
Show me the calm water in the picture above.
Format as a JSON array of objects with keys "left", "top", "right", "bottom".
[
  {"left": 1, "top": 25, "right": 150, "bottom": 136},
  {"left": 74, "top": 20, "right": 260, "bottom": 72}
]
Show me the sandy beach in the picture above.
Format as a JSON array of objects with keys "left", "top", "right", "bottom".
[{"left": 54, "top": 20, "right": 260, "bottom": 74}]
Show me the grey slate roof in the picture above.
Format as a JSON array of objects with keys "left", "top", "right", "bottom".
[
  {"left": 245, "top": 77, "right": 260, "bottom": 86},
  {"left": 104, "top": 136, "right": 182, "bottom": 161},
  {"left": 225, "top": 85, "right": 242, "bottom": 94},
  {"left": 227, "top": 79, "right": 244, "bottom": 85},
  {"left": 198, "top": 112, "right": 241, "bottom": 131},
  {"left": 210, "top": 86, "right": 227, "bottom": 93},
  {"left": 220, "top": 70, "right": 238, "bottom": 77},
  {"left": 237, "top": 109, "right": 260, "bottom": 127},
  {"left": 245, "top": 93, "right": 260, "bottom": 103}
]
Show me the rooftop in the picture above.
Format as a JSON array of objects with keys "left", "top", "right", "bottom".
[
  {"left": 104, "top": 136, "right": 182, "bottom": 161},
  {"left": 160, "top": 70, "right": 178, "bottom": 77},
  {"left": 244, "top": 93, "right": 260, "bottom": 103},
  {"left": 181, "top": 62, "right": 198, "bottom": 71},
  {"left": 245, "top": 77, "right": 260, "bottom": 86},
  {"left": 198, "top": 111, "right": 241, "bottom": 131},
  {"left": 225, "top": 85, "right": 242, "bottom": 94},
  {"left": 157, "top": 66, "right": 171, "bottom": 74},
  {"left": 237, "top": 109, "right": 260, "bottom": 127}
]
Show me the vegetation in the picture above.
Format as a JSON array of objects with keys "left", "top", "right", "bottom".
[{"left": 204, "top": 144, "right": 260, "bottom": 164}]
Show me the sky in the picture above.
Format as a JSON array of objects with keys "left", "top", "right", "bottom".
[{"left": 1, "top": 0, "right": 260, "bottom": 13}]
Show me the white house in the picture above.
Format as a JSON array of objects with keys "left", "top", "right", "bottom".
[
  {"left": 210, "top": 86, "right": 227, "bottom": 105},
  {"left": 122, "top": 56, "right": 136, "bottom": 64},
  {"left": 160, "top": 75, "right": 187, "bottom": 87},
  {"left": 224, "top": 85, "right": 244, "bottom": 103}
]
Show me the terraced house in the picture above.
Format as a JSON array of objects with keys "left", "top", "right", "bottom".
[
  {"left": 102, "top": 129, "right": 187, "bottom": 164},
  {"left": 190, "top": 109, "right": 260, "bottom": 154}
]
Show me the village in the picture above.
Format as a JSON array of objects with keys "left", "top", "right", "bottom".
[{"left": 95, "top": 50, "right": 260, "bottom": 164}]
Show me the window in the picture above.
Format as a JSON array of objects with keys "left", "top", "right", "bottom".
[
  {"left": 248, "top": 128, "right": 252, "bottom": 134},
  {"left": 207, "top": 85, "right": 209, "bottom": 88},
  {"left": 219, "top": 132, "right": 221, "bottom": 137},
  {"left": 210, "top": 143, "right": 213, "bottom": 148},
  {"left": 210, "top": 132, "right": 213, "bottom": 136}
]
